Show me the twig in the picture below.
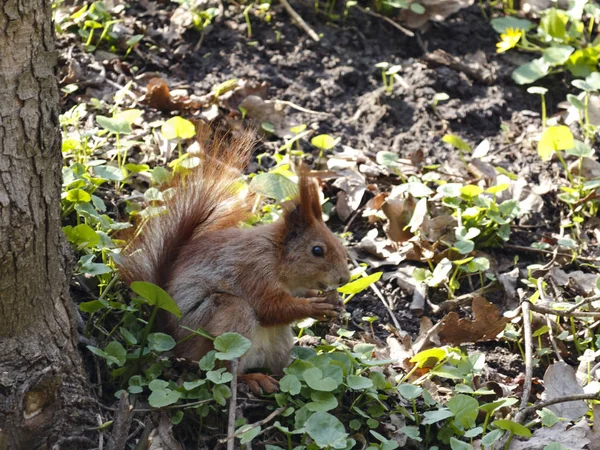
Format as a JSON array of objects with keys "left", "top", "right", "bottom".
[
  {"left": 274, "top": 100, "right": 331, "bottom": 116},
  {"left": 353, "top": 5, "right": 414, "bottom": 36},
  {"left": 350, "top": 257, "right": 402, "bottom": 331},
  {"left": 278, "top": 0, "right": 320, "bottom": 42},
  {"left": 220, "top": 406, "right": 287, "bottom": 443},
  {"left": 435, "top": 282, "right": 499, "bottom": 314},
  {"left": 106, "top": 392, "right": 134, "bottom": 450},
  {"left": 545, "top": 313, "right": 563, "bottom": 362},
  {"left": 503, "top": 243, "right": 600, "bottom": 263},
  {"left": 519, "top": 393, "right": 600, "bottom": 417},
  {"left": 528, "top": 303, "right": 600, "bottom": 318},
  {"left": 519, "top": 300, "right": 534, "bottom": 414},
  {"left": 499, "top": 298, "right": 533, "bottom": 447},
  {"left": 226, "top": 359, "right": 239, "bottom": 450},
  {"left": 567, "top": 294, "right": 600, "bottom": 312}
]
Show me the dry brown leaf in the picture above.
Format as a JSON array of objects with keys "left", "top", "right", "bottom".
[
  {"left": 508, "top": 421, "right": 590, "bottom": 450},
  {"left": 543, "top": 361, "right": 588, "bottom": 420},
  {"left": 382, "top": 196, "right": 416, "bottom": 243},
  {"left": 144, "top": 78, "right": 205, "bottom": 112},
  {"left": 438, "top": 297, "right": 508, "bottom": 345}
]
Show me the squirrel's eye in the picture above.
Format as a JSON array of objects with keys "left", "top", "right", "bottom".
[{"left": 312, "top": 246, "right": 324, "bottom": 257}]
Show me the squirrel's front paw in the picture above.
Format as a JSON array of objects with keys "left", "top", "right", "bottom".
[{"left": 307, "top": 296, "right": 340, "bottom": 321}]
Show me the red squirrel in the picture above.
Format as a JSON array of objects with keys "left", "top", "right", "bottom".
[{"left": 120, "top": 129, "right": 351, "bottom": 393}]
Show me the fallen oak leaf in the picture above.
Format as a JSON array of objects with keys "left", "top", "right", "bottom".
[
  {"left": 438, "top": 296, "right": 508, "bottom": 345},
  {"left": 144, "top": 78, "right": 206, "bottom": 112}
]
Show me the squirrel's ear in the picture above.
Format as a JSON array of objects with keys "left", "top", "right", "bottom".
[
  {"left": 283, "top": 171, "right": 323, "bottom": 229},
  {"left": 298, "top": 170, "right": 323, "bottom": 223}
]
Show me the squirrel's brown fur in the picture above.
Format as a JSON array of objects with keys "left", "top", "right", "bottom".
[{"left": 120, "top": 128, "right": 350, "bottom": 392}]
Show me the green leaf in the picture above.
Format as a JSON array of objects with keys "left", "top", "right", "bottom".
[
  {"left": 161, "top": 117, "right": 196, "bottom": 140},
  {"left": 206, "top": 368, "right": 234, "bottom": 384},
  {"left": 199, "top": 350, "right": 217, "bottom": 371},
  {"left": 542, "top": 45, "right": 574, "bottom": 65},
  {"left": 304, "top": 412, "right": 349, "bottom": 449},
  {"left": 460, "top": 185, "right": 483, "bottom": 197},
  {"left": 565, "top": 140, "right": 594, "bottom": 158},
  {"left": 537, "top": 407, "right": 560, "bottom": 427},
  {"left": 79, "top": 299, "right": 107, "bottom": 314},
  {"left": 538, "top": 126, "right": 575, "bottom": 161},
  {"left": 121, "top": 327, "right": 138, "bottom": 345},
  {"left": 544, "top": 444, "right": 568, "bottom": 450},
  {"left": 65, "top": 188, "right": 91, "bottom": 203},
  {"left": 449, "top": 438, "right": 474, "bottom": 450},
  {"left": 311, "top": 134, "right": 339, "bottom": 150},
  {"left": 481, "top": 429, "right": 504, "bottom": 447},
  {"left": 152, "top": 166, "right": 171, "bottom": 185},
  {"left": 304, "top": 367, "right": 339, "bottom": 391},
  {"left": 567, "top": 93, "right": 586, "bottom": 110},
  {"left": 512, "top": 59, "right": 549, "bottom": 85},
  {"left": 346, "top": 375, "right": 374, "bottom": 390},
  {"left": 249, "top": 173, "right": 298, "bottom": 202},
  {"left": 130, "top": 281, "right": 181, "bottom": 318},
  {"left": 97, "top": 115, "right": 132, "bottom": 134},
  {"left": 338, "top": 272, "right": 382, "bottom": 294},
  {"left": 540, "top": 9, "right": 568, "bottom": 40},
  {"left": 490, "top": 16, "right": 534, "bottom": 33},
  {"left": 183, "top": 379, "right": 206, "bottom": 391},
  {"left": 492, "top": 419, "right": 532, "bottom": 437},
  {"left": 147, "top": 333, "right": 176, "bottom": 352},
  {"left": 442, "top": 134, "right": 471, "bottom": 152},
  {"left": 213, "top": 384, "right": 231, "bottom": 406},
  {"left": 114, "top": 109, "right": 142, "bottom": 124},
  {"left": 239, "top": 425, "right": 261, "bottom": 444},
  {"left": 447, "top": 394, "right": 479, "bottom": 429},
  {"left": 422, "top": 408, "right": 454, "bottom": 425},
  {"left": 63, "top": 223, "right": 100, "bottom": 247},
  {"left": 214, "top": 332, "right": 251, "bottom": 360},
  {"left": 398, "top": 384, "right": 423, "bottom": 400},
  {"left": 148, "top": 379, "right": 181, "bottom": 408},
  {"left": 410, "top": 347, "right": 447, "bottom": 367},
  {"left": 307, "top": 391, "right": 338, "bottom": 411},
  {"left": 105, "top": 341, "right": 127, "bottom": 367},
  {"left": 94, "top": 165, "right": 125, "bottom": 181},
  {"left": 280, "top": 374, "right": 302, "bottom": 395}
]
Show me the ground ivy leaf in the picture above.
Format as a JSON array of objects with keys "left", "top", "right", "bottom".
[
  {"left": 304, "top": 412, "right": 349, "bottom": 448},
  {"left": 447, "top": 394, "right": 479, "bottom": 429},
  {"left": 280, "top": 374, "right": 302, "bottom": 395},
  {"left": 214, "top": 332, "right": 251, "bottom": 360},
  {"left": 147, "top": 332, "right": 176, "bottom": 352},
  {"left": 130, "top": 281, "right": 181, "bottom": 318}
]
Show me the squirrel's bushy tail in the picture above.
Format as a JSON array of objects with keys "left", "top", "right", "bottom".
[{"left": 119, "top": 127, "right": 255, "bottom": 287}]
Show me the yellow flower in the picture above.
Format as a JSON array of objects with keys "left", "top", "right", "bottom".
[{"left": 496, "top": 28, "right": 522, "bottom": 53}]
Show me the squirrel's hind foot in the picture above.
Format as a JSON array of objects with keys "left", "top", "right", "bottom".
[{"left": 239, "top": 373, "right": 279, "bottom": 395}]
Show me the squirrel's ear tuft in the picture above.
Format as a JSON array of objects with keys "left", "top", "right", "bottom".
[
  {"left": 298, "top": 170, "right": 323, "bottom": 224},
  {"left": 283, "top": 170, "right": 323, "bottom": 231}
]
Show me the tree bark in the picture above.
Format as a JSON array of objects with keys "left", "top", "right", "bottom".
[{"left": 0, "top": 1, "right": 97, "bottom": 448}]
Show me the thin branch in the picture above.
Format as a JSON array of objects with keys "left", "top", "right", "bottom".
[
  {"left": 528, "top": 302, "right": 600, "bottom": 318},
  {"left": 226, "top": 359, "right": 239, "bottom": 450},
  {"left": 278, "top": 0, "right": 320, "bottom": 42},
  {"left": 545, "top": 313, "right": 563, "bottom": 362},
  {"left": 519, "top": 393, "right": 600, "bottom": 417},
  {"left": 499, "top": 298, "right": 533, "bottom": 447},
  {"left": 274, "top": 100, "right": 331, "bottom": 116},
  {"left": 435, "top": 282, "right": 499, "bottom": 314},
  {"left": 353, "top": 5, "right": 414, "bottom": 36},
  {"left": 220, "top": 406, "right": 287, "bottom": 444}
]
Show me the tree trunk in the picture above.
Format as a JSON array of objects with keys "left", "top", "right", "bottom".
[{"left": 0, "top": 1, "right": 96, "bottom": 448}]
